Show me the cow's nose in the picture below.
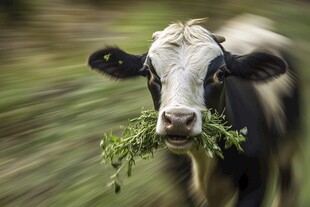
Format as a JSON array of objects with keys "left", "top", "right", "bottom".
[{"left": 163, "top": 111, "right": 196, "bottom": 135}]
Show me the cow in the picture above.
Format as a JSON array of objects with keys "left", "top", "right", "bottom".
[{"left": 88, "top": 16, "right": 301, "bottom": 207}]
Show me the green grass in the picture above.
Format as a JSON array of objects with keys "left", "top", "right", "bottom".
[{"left": 0, "top": 0, "right": 309, "bottom": 207}]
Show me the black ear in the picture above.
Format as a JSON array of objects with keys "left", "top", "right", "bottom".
[
  {"left": 225, "top": 51, "right": 287, "bottom": 81},
  {"left": 88, "top": 47, "right": 147, "bottom": 79}
]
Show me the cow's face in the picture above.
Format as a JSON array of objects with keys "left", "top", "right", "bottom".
[
  {"left": 88, "top": 19, "right": 287, "bottom": 154},
  {"left": 145, "top": 21, "right": 226, "bottom": 153}
]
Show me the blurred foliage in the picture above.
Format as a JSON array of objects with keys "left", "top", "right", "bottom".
[{"left": 0, "top": 0, "right": 309, "bottom": 207}]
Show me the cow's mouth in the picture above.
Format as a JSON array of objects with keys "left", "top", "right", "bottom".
[{"left": 165, "top": 135, "right": 193, "bottom": 153}]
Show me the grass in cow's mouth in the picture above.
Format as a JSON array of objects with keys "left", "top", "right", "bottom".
[{"left": 101, "top": 109, "right": 246, "bottom": 193}]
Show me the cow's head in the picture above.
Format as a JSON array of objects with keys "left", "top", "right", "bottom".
[{"left": 88, "top": 19, "right": 287, "bottom": 154}]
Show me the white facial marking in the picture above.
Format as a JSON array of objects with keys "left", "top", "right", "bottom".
[{"left": 148, "top": 20, "right": 223, "bottom": 139}]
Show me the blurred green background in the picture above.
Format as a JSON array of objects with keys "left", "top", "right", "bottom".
[{"left": 0, "top": 0, "right": 309, "bottom": 206}]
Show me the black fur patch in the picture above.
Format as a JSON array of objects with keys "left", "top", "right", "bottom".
[{"left": 224, "top": 51, "right": 287, "bottom": 81}]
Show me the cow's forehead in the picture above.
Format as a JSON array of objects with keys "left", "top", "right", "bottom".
[
  {"left": 151, "top": 20, "right": 217, "bottom": 46},
  {"left": 148, "top": 22, "right": 223, "bottom": 78}
]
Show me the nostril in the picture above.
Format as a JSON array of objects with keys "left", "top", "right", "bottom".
[
  {"left": 186, "top": 113, "right": 196, "bottom": 126},
  {"left": 186, "top": 112, "right": 196, "bottom": 128},
  {"left": 163, "top": 112, "right": 172, "bottom": 126}
]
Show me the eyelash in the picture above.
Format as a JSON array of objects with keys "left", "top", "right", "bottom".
[{"left": 214, "top": 68, "right": 225, "bottom": 82}]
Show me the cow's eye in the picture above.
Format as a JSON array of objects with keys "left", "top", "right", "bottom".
[{"left": 215, "top": 69, "right": 225, "bottom": 82}]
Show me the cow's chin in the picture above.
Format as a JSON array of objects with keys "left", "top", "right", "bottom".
[{"left": 165, "top": 136, "right": 194, "bottom": 154}]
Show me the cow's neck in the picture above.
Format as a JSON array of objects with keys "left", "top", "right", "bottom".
[
  {"left": 189, "top": 146, "right": 236, "bottom": 206},
  {"left": 189, "top": 145, "right": 216, "bottom": 200}
]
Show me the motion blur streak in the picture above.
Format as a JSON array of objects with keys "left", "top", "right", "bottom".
[{"left": 0, "top": 1, "right": 309, "bottom": 207}]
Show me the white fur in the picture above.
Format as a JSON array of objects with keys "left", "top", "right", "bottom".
[
  {"left": 148, "top": 19, "right": 223, "bottom": 136},
  {"left": 255, "top": 73, "right": 295, "bottom": 133}
]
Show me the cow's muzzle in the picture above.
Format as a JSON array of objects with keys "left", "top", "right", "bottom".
[
  {"left": 156, "top": 107, "right": 202, "bottom": 153},
  {"left": 163, "top": 111, "right": 196, "bottom": 135}
]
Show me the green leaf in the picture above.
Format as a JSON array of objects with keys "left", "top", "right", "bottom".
[
  {"left": 103, "top": 53, "right": 111, "bottom": 62},
  {"left": 127, "top": 160, "right": 133, "bottom": 177},
  {"left": 101, "top": 108, "right": 246, "bottom": 193}
]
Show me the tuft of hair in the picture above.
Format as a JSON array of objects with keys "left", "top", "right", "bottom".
[
  {"left": 151, "top": 18, "right": 216, "bottom": 47},
  {"left": 185, "top": 18, "right": 208, "bottom": 26}
]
